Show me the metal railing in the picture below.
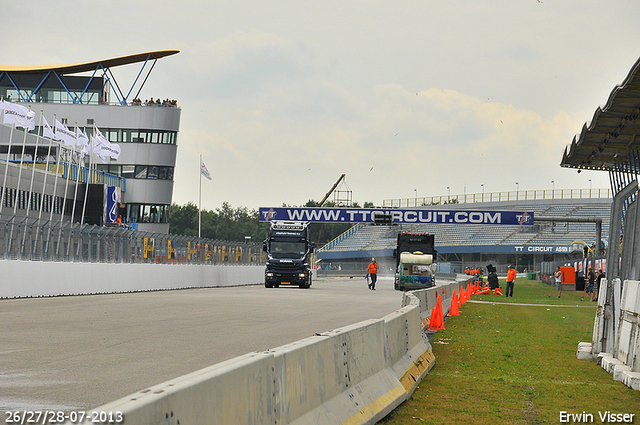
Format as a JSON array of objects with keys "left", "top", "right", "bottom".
[
  {"left": 0, "top": 217, "right": 265, "bottom": 265},
  {"left": 383, "top": 188, "right": 612, "bottom": 208}
]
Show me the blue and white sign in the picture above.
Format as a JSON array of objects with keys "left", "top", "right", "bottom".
[
  {"left": 106, "top": 186, "right": 121, "bottom": 223},
  {"left": 259, "top": 207, "right": 534, "bottom": 225}
]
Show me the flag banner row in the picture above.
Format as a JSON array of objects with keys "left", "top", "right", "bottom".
[
  {"left": 259, "top": 207, "right": 535, "bottom": 225},
  {"left": 1, "top": 101, "right": 35, "bottom": 131},
  {"left": 0, "top": 101, "right": 121, "bottom": 163}
]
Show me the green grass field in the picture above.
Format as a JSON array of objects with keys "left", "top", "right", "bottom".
[{"left": 379, "top": 278, "right": 640, "bottom": 425}]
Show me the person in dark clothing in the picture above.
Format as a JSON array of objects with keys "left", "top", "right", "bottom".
[
  {"left": 595, "top": 269, "right": 605, "bottom": 302},
  {"left": 488, "top": 271, "right": 500, "bottom": 290},
  {"left": 586, "top": 267, "right": 596, "bottom": 301}
]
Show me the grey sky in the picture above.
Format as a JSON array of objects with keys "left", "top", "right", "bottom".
[{"left": 4, "top": 1, "right": 640, "bottom": 210}]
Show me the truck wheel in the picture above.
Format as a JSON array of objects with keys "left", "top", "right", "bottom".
[{"left": 265, "top": 282, "right": 272, "bottom": 288}]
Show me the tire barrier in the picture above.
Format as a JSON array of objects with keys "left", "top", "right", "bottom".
[
  {"left": 64, "top": 275, "right": 474, "bottom": 425},
  {"left": 579, "top": 279, "right": 640, "bottom": 391}
]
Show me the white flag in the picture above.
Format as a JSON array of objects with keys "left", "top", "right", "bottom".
[
  {"left": 54, "top": 120, "right": 77, "bottom": 149},
  {"left": 76, "top": 128, "right": 89, "bottom": 157},
  {"left": 201, "top": 159, "right": 212, "bottom": 180},
  {"left": 2, "top": 102, "right": 36, "bottom": 131},
  {"left": 90, "top": 135, "right": 107, "bottom": 163},
  {"left": 94, "top": 127, "right": 120, "bottom": 160},
  {"left": 101, "top": 142, "right": 121, "bottom": 160},
  {"left": 42, "top": 116, "right": 55, "bottom": 139}
]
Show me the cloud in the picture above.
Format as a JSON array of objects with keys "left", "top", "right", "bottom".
[
  {"left": 174, "top": 78, "right": 589, "bottom": 209},
  {"left": 174, "top": 30, "right": 315, "bottom": 99}
]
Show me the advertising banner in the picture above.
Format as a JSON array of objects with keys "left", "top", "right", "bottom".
[
  {"left": 259, "top": 207, "right": 534, "bottom": 225},
  {"left": 106, "top": 186, "right": 121, "bottom": 223}
]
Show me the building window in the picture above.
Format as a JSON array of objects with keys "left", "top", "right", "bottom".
[
  {"left": 134, "top": 166, "right": 147, "bottom": 179},
  {"left": 96, "top": 165, "right": 174, "bottom": 180},
  {"left": 127, "top": 203, "right": 169, "bottom": 224},
  {"left": 121, "top": 165, "right": 135, "bottom": 178}
]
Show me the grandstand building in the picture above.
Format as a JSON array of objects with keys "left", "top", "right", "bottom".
[
  {"left": 316, "top": 195, "right": 611, "bottom": 274},
  {"left": 0, "top": 51, "right": 180, "bottom": 234}
]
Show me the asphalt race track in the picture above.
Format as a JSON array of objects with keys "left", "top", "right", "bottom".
[{"left": 0, "top": 276, "right": 402, "bottom": 411}]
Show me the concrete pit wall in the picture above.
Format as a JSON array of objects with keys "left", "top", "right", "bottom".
[{"left": 0, "top": 261, "right": 265, "bottom": 298}]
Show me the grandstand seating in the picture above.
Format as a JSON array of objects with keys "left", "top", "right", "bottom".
[{"left": 321, "top": 198, "right": 611, "bottom": 253}]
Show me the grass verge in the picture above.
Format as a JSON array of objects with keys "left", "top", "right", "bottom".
[{"left": 379, "top": 278, "right": 640, "bottom": 424}]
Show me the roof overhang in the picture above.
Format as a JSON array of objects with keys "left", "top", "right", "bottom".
[
  {"left": 0, "top": 50, "right": 179, "bottom": 75},
  {"left": 561, "top": 56, "right": 640, "bottom": 172}
]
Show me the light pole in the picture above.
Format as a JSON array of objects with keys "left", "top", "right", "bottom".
[
  {"left": 447, "top": 186, "right": 450, "bottom": 200},
  {"left": 414, "top": 188, "right": 417, "bottom": 206},
  {"left": 589, "top": 179, "right": 592, "bottom": 196},
  {"left": 480, "top": 184, "right": 484, "bottom": 202},
  {"left": 551, "top": 180, "right": 555, "bottom": 198}
]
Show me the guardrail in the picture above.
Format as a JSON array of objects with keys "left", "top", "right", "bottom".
[
  {"left": 383, "top": 188, "right": 612, "bottom": 207},
  {"left": 65, "top": 274, "right": 474, "bottom": 425}
]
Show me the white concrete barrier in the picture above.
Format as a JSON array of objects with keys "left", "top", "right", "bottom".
[
  {"left": 272, "top": 319, "right": 405, "bottom": 425},
  {"left": 76, "top": 351, "right": 276, "bottom": 424},
  {"left": 0, "top": 261, "right": 264, "bottom": 298},
  {"left": 581, "top": 279, "right": 640, "bottom": 392},
  {"left": 64, "top": 274, "right": 472, "bottom": 424}
]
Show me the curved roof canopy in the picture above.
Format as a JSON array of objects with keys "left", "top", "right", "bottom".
[
  {"left": 561, "top": 57, "right": 640, "bottom": 172},
  {"left": 0, "top": 50, "right": 179, "bottom": 75}
]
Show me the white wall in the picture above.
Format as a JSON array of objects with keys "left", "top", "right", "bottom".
[{"left": 0, "top": 261, "right": 264, "bottom": 298}]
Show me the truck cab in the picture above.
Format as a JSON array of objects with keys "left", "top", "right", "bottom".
[
  {"left": 263, "top": 221, "right": 314, "bottom": 288},
  {"left": 393, "top": 232, "right": 437, "bottom": 291}
]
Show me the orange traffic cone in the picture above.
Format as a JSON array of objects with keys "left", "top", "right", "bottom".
[
  {"left": 459, "top": 285, "right": 466, "bottom": 305},
  {"left": 450, "top": 290, "right": 459, "bottom": 316},
  {"left": 494, "top": 287, "right": 503, "bottom": 296},
  {"left": 428, "top": 294, "right": 445, "bottom": 331}
]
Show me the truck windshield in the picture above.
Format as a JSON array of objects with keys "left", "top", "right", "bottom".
[{"left": 270, "top": 241, "right": 306, "bottom": 257}]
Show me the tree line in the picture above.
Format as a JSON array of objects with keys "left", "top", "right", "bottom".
[{"left": 168, "top": 200, "right": 374, "bottom": 247}]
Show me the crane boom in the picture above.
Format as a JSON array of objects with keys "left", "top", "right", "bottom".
[{"left": 319, "top": 174, "right": 346, "bottom": 206}]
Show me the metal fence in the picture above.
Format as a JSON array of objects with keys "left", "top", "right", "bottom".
[
  {"left": 383, "top": 188, "right": 612, "bottom": 207},
  {"left": 0, "top": 217, "right": 266, "bottom": 265}
]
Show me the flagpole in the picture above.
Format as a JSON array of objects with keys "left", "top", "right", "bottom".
[
  {"left": 22, "top": 111, "right": 44, "bottom": 257},
  {"left": 36, "top": 111, "right": 54, "bottom": 258},
  {"left": 26, "top": 111, "right": 43, "bottom": 215},
  {"left": 8, "top": 122, "right": 29, "bottom": 254},
  {"left": 38, "top": 112, "right": 53, "bottom": 221},
  {"left": 57, "top": 146, "right": 72, "bottom": 260},
  {"left": 13, "top": 105, "right": 33, "bottom": 215},
  {"left": 0, "top": 122, "right": 15, "bottom": 215},
  {"left": 46, "top": 114, "right": 61, "bottom": 259},
  {"left": 12, "top": 125, "right": 29, "bottom": 214},
  {"left": 80, "top": 124, "right": 94, "bottom": 227},
  {"left": 199, "top": 154, "right": 202, "bottom": 239},
  {"left": 70, "top": 122, "right": 82, "bottom": 225},
  {"left": 48, "top": 114, "right": 60, "bottom": 223}
]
